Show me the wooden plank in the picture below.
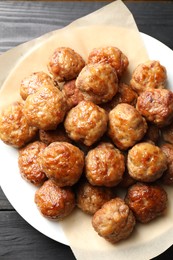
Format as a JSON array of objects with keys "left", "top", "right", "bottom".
[
  {"left": 0, "top": 211, "right": 75, "bottom": 260},
  {"left": 0, "top": 188, "right": 14, "bottom": 210}
]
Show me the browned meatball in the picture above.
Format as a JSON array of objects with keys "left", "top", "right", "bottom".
[
  {"left": 143, "top": 123, "right": 160, "bottom": 144},
  {"left": 108, "top": 103, "right": 147, "bottom": 150},
  {"left": 162, "top": 122, "right": 173, "bottom": 144},
  {"left": 39, "top": 124, "right": 71, "bottom": 145},
  {"left": 125, "top": 183, "right": 168, "bottom": 223},
  {"left": 160, "top": 143, "right": 173, "bottom": 185},
  {"left": 88, "top": 46, "right": 129, "bottom": 78},
  {"left": 76, "top": 63, "right": 118, "bottom": 104},
  {"left": 18, "top": 141, "right": 47, "bottom": 185},
  {"left": 76, "top": 180, "right": 115, "bottom": 215},
  {"left": 35, "top": 179, "right": 75, "bottom": 219},
  {"left": 85, "top": 143, "right": 125, "bottom": 187},
  {"left": 119, "top": 170, "right": 136, "bottom": 189},
  {"left": 92, "top": 198, "right": 136, "bottom": 243},
  {"left": 0, "top": 101, "right": 37, "bottom": 148},
  {"left": 130, "top": 60, "right": 167, "bottom": 94},
  {"left": 39, "top": 142, "right": 84, "bottom": 187},
  {"left": 127, "top": 142, "right": 167, "bottom": 182},
  {"left": 48, "top": 47, "right": 85, "bottom": 82},
  {"left": 136, "top": 89, "right": 173, "bottom": 127},
  {"left": 24, "top": 84, "right": 67, "bottom": 130},
  {"left": 20, "top": 71, "right": 54, "bottom": 100},
  {"left": 64, "top": 101, "right": 108, "bottom": 146},
  {"left": 62, "top": 79, "right": 84, "bottom": 110}
]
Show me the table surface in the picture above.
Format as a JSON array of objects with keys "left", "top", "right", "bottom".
[{"left": 0, "top": 1, "right": 173, "bottom": 260}]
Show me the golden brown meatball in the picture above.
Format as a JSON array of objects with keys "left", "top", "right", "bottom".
[
  {"left": 76, "top": 180, "right": 115, "bottom": 215},
  {"left": 160, "top": 143, "right": 173, "bottom": 185},
  {"left": 62, "top": 79, "right": 84, "bottom": 110},
  {"left": 85, "top": 143, "right": 125, "bottom": 187},
  {"left": 108, "top": 103, "right": 147, "bottom": 150},
  {"left": 127, "top": 142, "right": 167, "bottom": 182},
  {"left": 143, "top": 123, "right": 160, "bottom": 144},
  {"left": 39, "top": 142, "right": 84, "bottom": 187},
  {"left": 64, "top": 101, "right": 108, "bottom": 146},
  {"left": 136, "top": 89, "right": 173, "bottom": 127},
  {"left": 0, "top": 101, "right": 37, "bottom": 148},
  {"left": 162, "top": 122, "right": 173, "bottom": 144},
  {"left": 18, "top": 141, "right": 47, "bottom": 185},
  {"left": 35, "top": 179, "right": 75, "bottom": 219},
  {"left": 101, "top": 83, "right": 138, "bottom": 113},
  {"left": 92, "top": 198, "right": 136, "bottom": 243},
  {"left": 39, "top": 124, "right": 71, "bottom": 145},
  {"left": 76, "top": 63, "right": 118, "bottom": 104},
  {"left": 125, "top": 182, "right": 168, "bottom": 223},
  {"left": 48, "top": 47, "right": 85, "bottom": 82},
  {"left": 20, "top": 71, "right": 54, "bottom": 100},
  {"left": 130, "top": 60, "right": 167, "bottom": 94},
  {"left": 88, "top": 46, "right": 129, "bottom": 78},
  {"left": 24, "top": 84, "right": 67, "bottom": 130}
]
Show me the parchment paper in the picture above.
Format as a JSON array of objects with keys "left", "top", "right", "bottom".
[{"left": 0, "top": 1, "right": 172, "bottom": 260}]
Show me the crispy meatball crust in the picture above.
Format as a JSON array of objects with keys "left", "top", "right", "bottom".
[
  {"left": 136, "top": 89, "right": 173, "bottom": 127},
  {"left": 108, "top": 103, "right": 147, "bottom": 150},
  {"left": 88, "top": 46, "right": 129, "bottom": 78},
  {"left": 130, "top": 60, "right": 167, "bottom": 94},
  {"left": 20, "top": 71, "right": 54, "bottom": 100},
  {"left": 39, "top": 142, "right": 84, "bottom": 187},
  {"left": 39, "top": 124, "right": 71, "bottom": 145},
  {"left": 0, "top": 101, "right": 37, "bottom": 148},
  {"left": 24, "top": 84, "right": 67, "bottom": 130},
  {"left": 64, "top": 101, "right": 108, "bottom": 146},
  {"left": 160, "top": 143, "right": 173, "bottom": 185},
  {"left": 85, "top": 143, "right": 125, "bottom": 187},
  {"left": 35, "top": 179, "right": 75, "bottom": 219},
  {"left": 48, "top": 47, "right": 85, "bottom": 82},
  {"left": 125, "top": 183, "right": 168, "bottom": 223},
  {"left": 127, "top": 142, "right": 167, "bottom": 182},
  {"left": 76, "top": 63, "right": 118, "bottom": 104},
  {"left": 92, "top": 198, "right": 136, "bottom": 243},
  {"left": 62, "top": 79, "right": 84, "bottom": 110},
  {"left": 76, "top": 180, "right": 114, "bottom": 215},
  {"left": 18, "top": 141, "right": 47, "bottom": 185}
]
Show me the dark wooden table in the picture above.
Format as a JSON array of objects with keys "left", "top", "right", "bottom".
[{"left": 0, "top": 1, "right": 173, "bottom": 259}]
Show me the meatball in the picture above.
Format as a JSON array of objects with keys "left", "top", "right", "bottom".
[
  {"left": 62, "top": 79, "right": 84, "bottom": 110},
  {"left": 125, "top": 183, "right": 168, "bottom": 223},
  {"left": 18, "top": 141, "right": 47, "bottom": 185},
  {"left": 24, "top": 84, "right": 67, "bottom": 130},
  {"left": 85, "top": 143, "right": 125, "bottom": 187},
  {"left": 92, "top": 198, "right": 136, "bottom": 243},
  {"left": 39, "top": 124, "right": 71, "bottom": 145},
  {"left": 20, "top": 71, "right": 54, "bottom": 100},
  {"left": 108, "top": 103, "right": 147, "bottom": 150},
  {"left": 130, "top": 60, "right": 167, "bottom": 94},
  {"left": 39, "top": 142, "right": 84, "bottom": 187},
  {"left": 101, "top": 83, "right": 138, "bottom": 113},
  {"left": 143, "top": 123, "right": 160, "bottom": 144},
  {"left": 75, "top": 63, "right": 118, "bottom": 104},
  {"left": 136, "top": 89, "right": 173, "bottom": 127},
  {"left": 0, "top": 101, "right": 37, "bottom": 148},
  {"left": 76, "top": 180, "right": 114, "bottom": 215},
  {"left": 35, "top": 179, "right": 75, "bottom": 219},
  {"left": 48, "top": 47, "right": 85, "bottom": 82},
  {"left": 88, "top": 46, "right": 129, "bottom": 78},
  {"left": 127, "top": 142, "right": 167, "bottom": 182},
  {"left": 160, "top": 143, "right": 173, "bottom": 185},
  {"left": 162, "top": 122, "right": 173, "bottom": 144},
  {"left": 119, "top": 170, "right": 136, "bottom": 189},
  {"left": 64, "top": 101, "right": 108, "bottom": 146}
]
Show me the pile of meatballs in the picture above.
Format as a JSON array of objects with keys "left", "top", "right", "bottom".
[{"left": 0, "top": 46, "right": 173, "bottom": 244}]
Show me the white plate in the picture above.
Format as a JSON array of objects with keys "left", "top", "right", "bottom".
[{"left": 0, "top": 33, "right": 173, "bottom": 257}]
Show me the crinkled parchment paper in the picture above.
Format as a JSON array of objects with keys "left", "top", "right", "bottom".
[{"left": 0, "top": 1, "right": 173, "bottom": 260}]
